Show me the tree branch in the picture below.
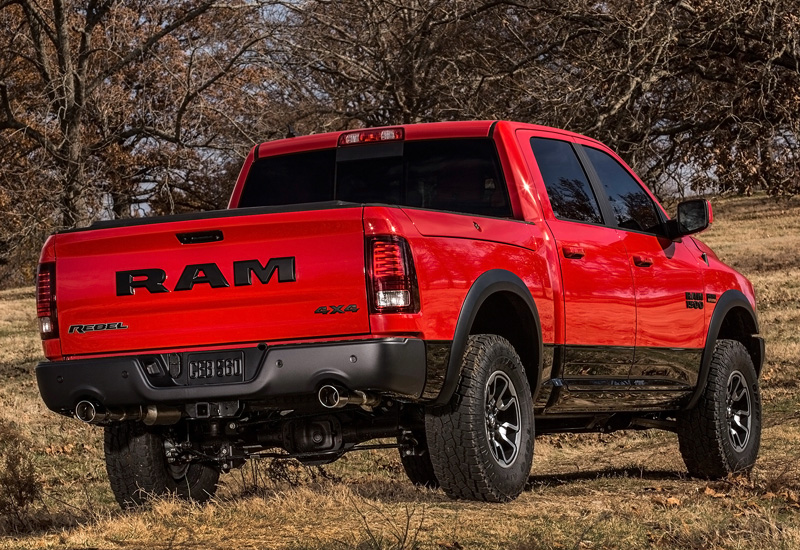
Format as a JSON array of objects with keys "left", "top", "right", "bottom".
[
  {"left": 86, "top": 0, "right": 216, "bottom": 95},
  {"left": 0, "top": 82, "right": 59, "bottom": 158}
]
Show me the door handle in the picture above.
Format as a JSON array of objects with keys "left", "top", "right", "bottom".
[
  {"left": 633, "top": 255, "right": 653, "bottom": 267},
  {"left": 562, "top": 246, "right": 585, "bottom": 259}
]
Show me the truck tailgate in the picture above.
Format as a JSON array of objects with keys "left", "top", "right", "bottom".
[{"left": 54, "top": 207, "right": 369, "bottom": 356}]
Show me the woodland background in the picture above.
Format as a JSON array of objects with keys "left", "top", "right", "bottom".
[
  {"left": 1, "top": 0, "right": 799, "bottom": 286},
  {"left": 1, "top": 2, "right": 799, "bottom": 547}
]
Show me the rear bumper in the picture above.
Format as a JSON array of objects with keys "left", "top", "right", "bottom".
[{"left": 36, "top": 338, "right": 431, "bottom": 415}]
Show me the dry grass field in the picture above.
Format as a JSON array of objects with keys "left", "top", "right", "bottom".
[{"left": 1, "top": 194, "right": 799, "bottom": 549}]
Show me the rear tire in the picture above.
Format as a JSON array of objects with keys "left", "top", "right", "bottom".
[
  {"left": 104, "top": 422, "right": 220, "bottom": 508},
  {"left": 425, "top": 334, "right": 534, "bottom": 502},
  {"left": 677, "top": 339, "right": 761, "bottom": 478}
]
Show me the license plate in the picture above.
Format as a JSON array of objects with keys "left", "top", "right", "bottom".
[{"left": 186, "top": 351, "right": 245, "bottom": 385}]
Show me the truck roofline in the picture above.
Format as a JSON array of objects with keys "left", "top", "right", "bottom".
[{"left": 228, "top": 120, "right": 606, "bottom": 209}]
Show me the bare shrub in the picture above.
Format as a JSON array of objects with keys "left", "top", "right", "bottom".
[
  {"left": 235, "top": 454, "right": 339, "bottom": 497},
  {"left": 0, "top": 419, "right": 42, "bottom": 533}
]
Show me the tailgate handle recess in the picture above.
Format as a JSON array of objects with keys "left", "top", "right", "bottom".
[{"left": 176, "top": 230, "right": 224, "bottom": 245}]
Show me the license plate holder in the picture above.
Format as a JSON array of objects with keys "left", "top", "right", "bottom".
[{"left": 186, "top": 351, "right": 245, "bottom": 385}]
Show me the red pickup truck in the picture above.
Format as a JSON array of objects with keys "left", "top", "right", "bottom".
[{"left": 35, "top": 121, "right": 764, "bottom": 506}]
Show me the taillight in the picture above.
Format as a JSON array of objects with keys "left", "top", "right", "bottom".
[
  {"left": 368, "top": 236, "right": 419, "bottom": 313},
  {"left": 338, "top": 128, "right": 404, "bottom": 146},
  {"left": 36, "top": 262, "right": 58, "bottom": 339}
]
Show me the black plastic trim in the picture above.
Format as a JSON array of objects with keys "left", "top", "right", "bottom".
[
  {"left": 631, "top": 346, "right": 702, "bottom": 388},
  {"left": 566, "top": 344, "right": 633, "bottom": 364},
  {"left": 686, "top": 289, "right": 761, "bottom": 409},
  {"left": 538, "top": 344, "right": 703, "bottom": 413},
  {"left": 432, "top": 269, "right": 543, "bottom": 405},
  {"left": 572, "top": 143, "right": 616, "bottom": 228},
  {"left": 560, "top": 344, "right": 632, "bottom": 392},
  {"left": 421, "top": 341, "right": 451, "bottom": 400},
  {"left": 534, "top": 343, "right": 557, "bottom": 410},
  {"left": 176, "top": 230, "right": 224, "bottom": 245},
  {"left": 36, "top": 338, "right": 428, "bottom": 414}
]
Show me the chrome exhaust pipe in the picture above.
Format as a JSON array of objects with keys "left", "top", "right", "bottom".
[
  {"left": 74, "top": 400, "right": 100, "bottom": 423},
  {"left": 75, "top": 400, "right": 140, "bottom": 424},
  {"left": 74, "top": 401, "right": 181, "bottom": 425},
  {"left": 318, "top": 385, "right": 380, "bottom": 411},
  {"left": 318, "top": 385, "right": 347, "bottom": 408}
]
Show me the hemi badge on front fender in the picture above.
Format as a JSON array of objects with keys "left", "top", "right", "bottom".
[{"left": 68, "top": 322, "right": 129, "bottom": 334}]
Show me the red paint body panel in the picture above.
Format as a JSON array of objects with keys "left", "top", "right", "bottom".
[
  {"left": 53, "top": 208, "right": 370, "bottom": 357},
  {"left": 548, "top": 220, "right": 636, "bottom": 348},
  {"left": 361, "top": 206, "right": 555, "bottom": 344},
  {"left": 517, "top": 127, "right": 636, "bottom": 348},
  {"left": 620, "top": 232, "right": 706, "bottom": 349},
  {"left": 690, "top": 236, "right": 757, "bottom": 327}
]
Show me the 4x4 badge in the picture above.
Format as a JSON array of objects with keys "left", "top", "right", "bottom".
[{"left": 315, "top": 305, "right": 359, "bottom": 315}]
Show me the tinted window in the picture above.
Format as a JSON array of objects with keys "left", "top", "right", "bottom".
[
  {"left": 583, "top": 147, "right": 662, "bottom": 234},
  {"left": 238, "top": 149, "right": 335, "bottom": 207},
  {"left": 530, "top": 138, "right": 603, "bottom": 224},
  {"left": 239, "top": 139, "right": 511, "bottom": 218}
]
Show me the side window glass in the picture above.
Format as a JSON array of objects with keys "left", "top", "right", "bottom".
[
  {"left": 404, "top": 139, "right": 511, "bottom": 218},
  {"left": 583, "top": 147, "right": 663, "bottom": 234},
  {"left": 530, "top": 138, "right": 603, "bottom": 224}
]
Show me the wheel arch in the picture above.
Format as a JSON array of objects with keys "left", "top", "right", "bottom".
[
  {"left": 686, "top": 289, "right": 764, "bottom": 410},
  {"left": 432, "top": 269, "right": 543, "bottom": 405}
]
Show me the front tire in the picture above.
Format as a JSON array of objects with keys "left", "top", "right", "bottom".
[
  {"left": 104, "top": 422, "right": 220, "bottom": 508},
  {"left": 425, "top": 334, "right": 534, "bottom": 502},
  {"left": 677, "top": 339, "right": 761, "bottom": 478}
]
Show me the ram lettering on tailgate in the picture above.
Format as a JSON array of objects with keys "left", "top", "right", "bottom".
[{"left": 115, "top": 257, "right": 295, "bottom": 296}]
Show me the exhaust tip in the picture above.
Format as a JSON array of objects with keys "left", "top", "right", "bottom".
[
  {"left": 75, "top": 400, "right": 98, "bottom": 423},
  {"left": 319, "top": 385, "right": 346, "bottom": 409}
]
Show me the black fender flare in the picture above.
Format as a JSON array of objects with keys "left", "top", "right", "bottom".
[
  {"left": 686, "top": 289, "right": 763, "bottom": 410},
  {"left": 432, "top": 269, "right": 543, "bottom": 405}
]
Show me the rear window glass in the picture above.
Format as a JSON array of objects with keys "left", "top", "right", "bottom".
[{"left": 238, "top": 139, "right": 512, "bottom": 218}]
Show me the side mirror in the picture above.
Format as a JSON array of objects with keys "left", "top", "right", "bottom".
[{"left": 675, "top": 198, "right": 713, "bottom": 237}]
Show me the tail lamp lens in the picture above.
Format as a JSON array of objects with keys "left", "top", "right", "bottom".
[
  {"left": 369, "top": 237, "right": 418, "bottom": 313},
  {"left": 36, "top": 262, "right": 58, "bottom": 339}
]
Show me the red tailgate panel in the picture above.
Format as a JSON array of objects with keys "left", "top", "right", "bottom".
[{"left": 56, "top": 208, "right": 369, "bottom": 356}]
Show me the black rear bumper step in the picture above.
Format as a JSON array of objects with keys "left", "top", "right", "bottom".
[{"left": 37, "top": 338, "right": 430, "bottom": 415}]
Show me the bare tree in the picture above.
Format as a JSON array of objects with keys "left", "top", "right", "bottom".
[
  {"left": 265, "top": 0, "right": 547, "bottom": 130},
  {"left": 1, "top": 0, "right": 798, "bottom": 286},
  {"left": 537, "top": 0, "right": 800, "bottom": 198},
  {"left": 0, "top": 0, "right": 279, "bottom": 285},
  {"left": 265, "top": 0, "right": 800, "bottom": 198}
]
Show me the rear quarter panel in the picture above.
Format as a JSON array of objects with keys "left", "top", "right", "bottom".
[{"left": 364, "top": 207, "right": 556, "bottom": 345}]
